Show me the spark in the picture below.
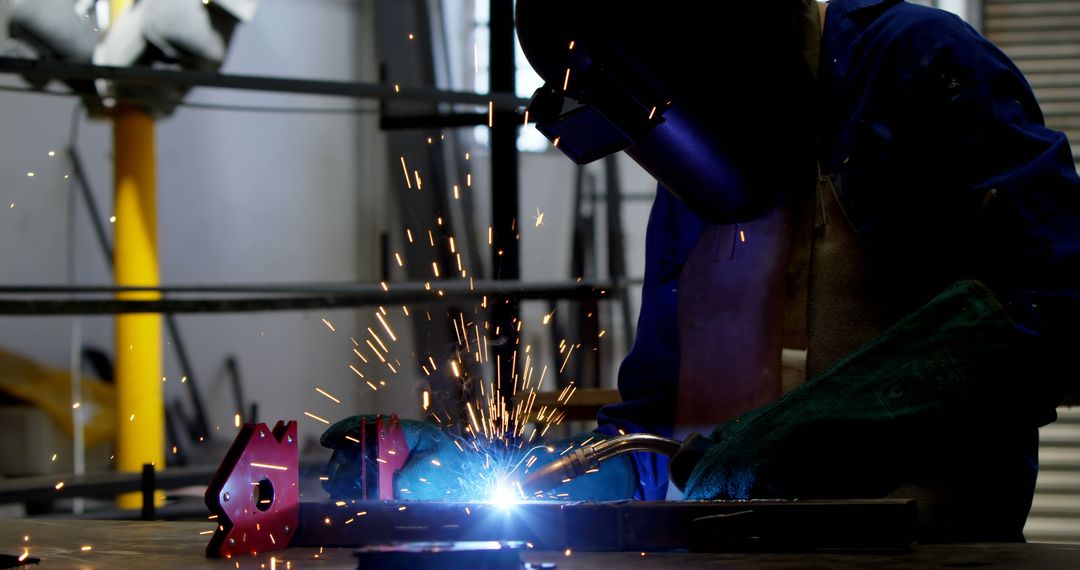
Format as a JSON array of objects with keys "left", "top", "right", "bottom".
[
  {"left": 234, "top": 414, "right": 241, "bottom": 428},
  {"left": 129, "top": 414, "right": 135, "bottom": 422},
  {"left": 565, "top": 549, "right": 573, "bottom": 557},
  {"left": 408, "top": 33, "right": 415, "bottom": 40},
  {"left": 26, "top": 171, "right": 34, "bottom": 177},
  {"left": 51, "top": 453, "right": 57, "bottom": 461},
  {"left": 467, "top": 173, "right": 472, "bottom": 187},
  {"left": 368, "top": 327, "right": 389, "bottom": 352},
  {"left": 569, "top": 40, "right": 576, "bottom": 50},
  {"left": 422, "top": 390, "right": 431, "bottom": 411},
  {"left": 72, "top": 402, "right": 81, "bottom": 409},
  {"left": 109, "top": 215, "right": 116, "bottom": 223},
  {"left": 453, "top": 185, "right": 460, "bottom": 200},
  {"left": 432, "top": 261, "right": 441, "bottom": 278},
  {"left": 406, "top": 228, "right": 414, "bottom": 243},
  {"left": 649, "top": 106, "right": 657, "bottom": 120},
  {"left": 553, "top": 136, "right": 561, "bottom": 148},
  {"left": 395, "top": 252, "right": 404, "bottom": 267},
  {"left": 304, "top": 411, "right": 330, "bottom": 425},
  {"left": 322, "top": 318, "right": 336, "bottom": 332},
  {"left": 198, "top": 530, "right": 214, "bottom": 535},
  {"left": 376, "top": 313, "right": 398, "bottom": 341},
  {"left": 394, "top": 84, "right": 401, "bottom": 93},
  {"left": 349, "top": 364, "right": 365, "bottom": 377},
  {"left": 533, "top": 208, "right": 545, "bottom": 228},
  {"left": 563, "top": 68, "right": 571, "bottom": 91},
  {"left": 739, "top": 229, "right": 747, "bottom": 243},
  {"left": 316, "top": 387, "right": 341, "bottom": 403},
  {"left": 488, "top": 101, "right": 494, "bottom": 128},
  {"left": 55, "top": 481, "right": 65, "bottom": 490},
  {"left": 599, "top": 329, "right": 607, "bottom": 337},
  {"left": 48, "top": 150, "right": 56, "bottom": 157},
  {"left": 415, "top": 170, "right": 423, "bottom": 190},
  {"left": 400, "top": 157, "right": 412, "bottom": 188},
  {"left": 381, "top": 281, "right": 389, "bottom": 292}
]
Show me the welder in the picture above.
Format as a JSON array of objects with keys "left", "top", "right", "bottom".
[
  {"left": 514, "top": 0, "right": 1080, "bottom": 541},
  {"left": 322, "top": 0, "right": 1080, "bottom": 542}
]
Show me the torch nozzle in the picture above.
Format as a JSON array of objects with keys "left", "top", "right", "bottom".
[{"left": 519, "top": 433, "right": 681, "bottom": 496}]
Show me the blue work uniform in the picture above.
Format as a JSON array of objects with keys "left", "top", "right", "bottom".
[{"left": 599, "top": 0, "right": 1080, "bottom": 501}]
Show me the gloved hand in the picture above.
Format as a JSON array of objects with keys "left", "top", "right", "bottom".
[
  {"left": 321, "top": 415, "right": 467, "bottom": 501},
  {"left": 523, "top": 431, "right": 638, "bottom": 501},
  {"left": 676, "top": 281, "right": 1050, "bottom": 511}
]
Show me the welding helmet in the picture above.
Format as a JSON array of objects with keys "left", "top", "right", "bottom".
[{"left": 516, "top": 0, "right": 817, "bottom": 223}]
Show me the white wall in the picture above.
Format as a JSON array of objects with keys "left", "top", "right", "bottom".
[{"left": 0, "top": 0, "right": 408, "bottom": 462}]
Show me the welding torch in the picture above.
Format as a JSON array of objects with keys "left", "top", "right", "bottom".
[{"left": 520, "top": 433, "right": 686, "bottom": 495}]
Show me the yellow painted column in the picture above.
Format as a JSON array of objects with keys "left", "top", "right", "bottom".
[{"left": 112, "top": 0, "right": 163, "bottom": 510}]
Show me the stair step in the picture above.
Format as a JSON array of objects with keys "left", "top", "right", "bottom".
[
  {"left": 987, "top": 14, "right": 1080, "bottom": 32},
  {"left": 990, "top": 30, "right": 1080, "bottom": 45},
  {"left": 1027, "top": 72, "right": 1080, "bottom": 87},
  {"left": 1024, "top": 516, "right": 1080, "bottom": 543},
  {"left": 1002, "top": 44, "right": 1080, "bottom": 59},
  {"left": 986, "top": 2, "right": 1080, "bottom": 18}
]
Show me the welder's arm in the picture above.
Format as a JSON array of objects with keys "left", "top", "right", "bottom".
[
  {"left": 905, "top": 30, "right": 1080, "bottom": 403},
  {"left": 594, "top": 187, "right": 706, "bottom": 500},
  {"left": 672, "top": 280, "right": 1049, "bottom": 501}
]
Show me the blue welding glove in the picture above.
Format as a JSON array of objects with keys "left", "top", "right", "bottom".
[
  {"left": 320, "top": 415, "right": 468, "bottom": 501},
  {"left": 523, "top": 432, "right": 637, "bottom": 501}
]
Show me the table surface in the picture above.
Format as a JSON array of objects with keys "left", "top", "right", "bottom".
[{"left": 4, "top": 519, "right": 1080, "bottom": 569}]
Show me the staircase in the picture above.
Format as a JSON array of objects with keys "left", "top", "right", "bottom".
[
  {"left": 983, "top": 0, "right": 1080, "bottom": 543},
  {"left": 1025, "top": 408, "right": 1080, "bottom": 542}
]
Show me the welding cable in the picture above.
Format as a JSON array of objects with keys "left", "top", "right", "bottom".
[{"left": 520, "top": 433, "right": 681, "bottom": 495}]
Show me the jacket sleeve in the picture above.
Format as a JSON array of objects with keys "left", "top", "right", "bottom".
[
  {"left": 595, "top": 185, "right": 706, "bottom": 499},
  {"left": 908, "top": 25, "right": 1080, "bottom": 402}
]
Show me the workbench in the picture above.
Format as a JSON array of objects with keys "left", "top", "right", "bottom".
[{"left": 5, "top": 519, "right": 1080, "bottom": 569}]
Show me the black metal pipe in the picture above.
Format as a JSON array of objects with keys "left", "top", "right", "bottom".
[{"left": 0, "top": 56, "right": 529, "bottom": 109}]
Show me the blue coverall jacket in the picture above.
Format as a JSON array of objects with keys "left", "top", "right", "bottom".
[{"left": 598, "top": 0, "right": 1080, "bottom": 501}]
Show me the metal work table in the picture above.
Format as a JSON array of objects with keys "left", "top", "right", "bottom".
[{"left": 4, "top": 519, "right": 1080, "bottom": 569}]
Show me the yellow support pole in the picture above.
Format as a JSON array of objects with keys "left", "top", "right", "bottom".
[{"left": 112, "top": 0, "right": 163, "bottom": 510}]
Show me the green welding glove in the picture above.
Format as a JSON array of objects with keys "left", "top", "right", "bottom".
[
  {"left": 522, "top": 432, "right": 637, "bottom": 501},
  {"left": 677, "top": 280, "right": 1052, "bottom": 507},
  {"left": 320, "top": 415, "right": 468, "bottom": 501}
]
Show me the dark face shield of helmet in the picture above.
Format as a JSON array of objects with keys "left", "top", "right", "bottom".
[{"left": 516, "top": 0, "right": 817, "bottom": 223}]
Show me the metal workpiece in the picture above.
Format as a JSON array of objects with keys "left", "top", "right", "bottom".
[
  {"left": 296, "top": 499, "right": 918, "bottom": 552},
  {"left": 521, "top": 434, "right": 682, "bottom": 495}
]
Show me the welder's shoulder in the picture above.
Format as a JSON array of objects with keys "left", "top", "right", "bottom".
[{"left": 874, "top": 2, "right": 984, "bottom": 64}]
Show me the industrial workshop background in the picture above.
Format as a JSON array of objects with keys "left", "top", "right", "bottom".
[{"left": 0, "top": 0, "right": 1077, "bottom": 543}]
